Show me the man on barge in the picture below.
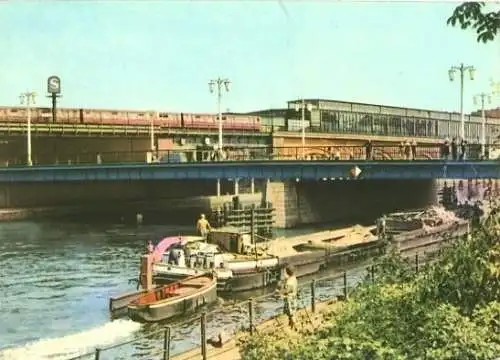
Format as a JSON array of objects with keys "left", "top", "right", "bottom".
[{"left": 197, "top": 214, "right": 212, "bottom": 240}]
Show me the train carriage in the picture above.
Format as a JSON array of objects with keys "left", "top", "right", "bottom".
[
  {"left": 0, "top": 100, "right": 498, "bottom": 140},
  {"left": 0, "top": 106, "right": 26, "bottom": 122}
]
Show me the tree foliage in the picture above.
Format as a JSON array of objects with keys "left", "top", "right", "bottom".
[
  {"left": 447, "top": 2, "right": 500, "bottom": 43},
  {"left": 240, "top": 212, "right": 500, "bottom": 360}
]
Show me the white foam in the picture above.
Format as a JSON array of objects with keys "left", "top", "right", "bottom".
[{"left": 0, "top": 319, "right": 141, "bottom": 360}]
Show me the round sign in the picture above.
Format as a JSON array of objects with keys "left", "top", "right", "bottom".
[{"left": 47, "top": 76, "right": 61, "bottom": 94}]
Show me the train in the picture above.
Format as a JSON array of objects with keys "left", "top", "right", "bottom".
[
  {"left": 1, "top": 99, "right": 500, "bottom": 141},
  {"left": 0, "top": 106, "right": 262, "bottom": 132}
]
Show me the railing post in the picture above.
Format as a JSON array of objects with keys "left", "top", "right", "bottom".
[
  {"left": 248, "top": 298, "right": 254, "bottom": 334},
  {"left": 163, "top": 327, "right": 171, "bottom": 360},
  {"left": 343, "top": 271, "right": 348, "bottom": 299},
  {"left": 415, "top": 253, "right": 419, "bottom": 273},
  {"left": 311, "top": 279, "right": 316, "bottom": 313},
  {"left": 200, "top": 313, "right": 207, "bottom": 360},
  {"left": 94, "top": 348, "right": 101, "bottom": 360}
]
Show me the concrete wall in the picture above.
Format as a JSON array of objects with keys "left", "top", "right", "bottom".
[{"left": 266, "top": 179, "right": 439, "bottom": 228}]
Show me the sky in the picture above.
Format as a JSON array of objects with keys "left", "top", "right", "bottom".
[{"left": 0, "top": 1, "right": 499, "bottom": 114}]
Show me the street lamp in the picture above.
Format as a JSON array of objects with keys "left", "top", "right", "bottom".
[
  {"left": 149, "top": 111, "right": 156, "bottom": 152},
  {"left": 208, "top": 77, "right": 231, "bottom": 152},
  {"left": 448, "top": 63, "right": 476, "bottom": 139},
  {"left": 19, "top": 91, "right": 37, "bottom": 166},
  {"left": 473, "top": 92, "right": 492, "bottom": 158},
  {"left": 294, "top": 99, "right": 313, "bottom": 159}
]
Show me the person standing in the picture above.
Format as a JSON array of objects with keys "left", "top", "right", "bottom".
[
  {"left": 451, "top": 137, "right": 458, "bottom": 160},
  {"left": 280, "top": 265, "right": 298, "bottom": 329},
  {"left": 459, "top": 139, "right": 467, "bottom": 161},
  {"left": 410, "top": 140, "right": 417, "bottom": 160},
  {"left": 365, "top": 140, "right": 373, "bottom": 160},
  {"left": 376, "top": 214, "right": 387, "bottom": 240},
  {"left": 196, "top": 214, "right": 212, "bottom": 240},
  {"left": 442, "top": 138, "right": 450, "bottom": 160}
]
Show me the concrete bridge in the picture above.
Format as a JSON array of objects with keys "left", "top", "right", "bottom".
[
  {"left": 0, "top": 142, "right": 496, "bottom": 182},
  {"left": 0, "top": 143, "right": 495, "bottom": 228}
]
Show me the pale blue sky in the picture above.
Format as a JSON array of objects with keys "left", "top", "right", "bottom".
[{"left": 0, "top": 1, "right": 498, "bottom": 114}]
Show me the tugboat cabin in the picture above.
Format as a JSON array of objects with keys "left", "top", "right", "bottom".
[{"left": 207, "top": 227, "right": 255, "bottom": 255}]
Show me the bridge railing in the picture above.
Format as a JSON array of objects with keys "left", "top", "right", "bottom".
[{"left": 0, "top": 143, "right": 488, "bottom": 167}]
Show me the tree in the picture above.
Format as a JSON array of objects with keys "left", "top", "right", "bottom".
[{"left": 447, "top": 2, "right": 500, "bottom": 43}]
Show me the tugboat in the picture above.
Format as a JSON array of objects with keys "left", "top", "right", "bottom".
[{"left": 152, "top": 227, "right": 283, "bottom": 292}]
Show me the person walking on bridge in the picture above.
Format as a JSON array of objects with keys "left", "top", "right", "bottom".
[{"left": 197, "top": 214, "right": 212, "bottom": 240}]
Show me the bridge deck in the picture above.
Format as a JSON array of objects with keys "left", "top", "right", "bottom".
[{"left": 0, "top": 160, "right": 498, "bottom": 182}]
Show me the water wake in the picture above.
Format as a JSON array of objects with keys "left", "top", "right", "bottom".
[{"left": 0, "top": 319, "right": 141, "bottom": 360}]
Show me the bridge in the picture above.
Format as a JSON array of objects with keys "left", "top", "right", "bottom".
[
  {"left": 0, "top": 145, "right": 497, "bottom": 182},
  {"left": 0, "top": 160, "right": 497, "bottom": 182}
]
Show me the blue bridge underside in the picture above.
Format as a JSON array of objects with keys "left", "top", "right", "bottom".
[{"left": 0, "top": 161, "right": 499, "bottom": 182}]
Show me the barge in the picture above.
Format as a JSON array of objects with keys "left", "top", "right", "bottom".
[
  {"left": 128, "top": 273, "right": 217, "bottom": 323},
  {"left": 152, "top": 225, "right": 382, "bottom": 292},
  {"left": 109, "top": 206, "right": 469, "bottom": 315}
]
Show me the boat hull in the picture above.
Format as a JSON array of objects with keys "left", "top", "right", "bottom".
[
  {"left": 153, "top": 266, "right": 283, "bottom": 292},
  {"left": 127, "top": 278, "right": 218, "bottom": 323},
  {"left": 218, "top": 266, "right": 282, "bottom": 292},
  {"left": 109, "top": 288, "right": 151, "bottom": 313},
  {"left": 279, "top": 251, "right": 326, "bottom": 278}
]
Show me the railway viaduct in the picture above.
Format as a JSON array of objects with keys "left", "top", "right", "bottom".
[{"left": 0, "top": 123, "right": 443, "bottom": 166}]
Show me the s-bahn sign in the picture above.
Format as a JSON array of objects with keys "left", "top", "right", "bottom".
[{"left": 47, "top": 76, "right": 61, "bottom": 94}]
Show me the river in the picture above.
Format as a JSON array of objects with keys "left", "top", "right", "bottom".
[{"left": 0, "top": 221, "right": 368, "bottom": 360}]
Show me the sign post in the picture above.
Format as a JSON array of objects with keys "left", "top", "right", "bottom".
[{"left": 47, "top": 76, "right": 61, "bottom": 123}]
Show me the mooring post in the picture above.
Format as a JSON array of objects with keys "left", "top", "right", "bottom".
[
  {"left": 248, "top": 298, "right": 254, "bottom": 334},
  {"left": 415, "top": 253, "right": 419, "bottom": 273},
  {"left": 163, "top": 327, "right": 171, "bottom": 360},
  {"left": 94, "top": 348, "right": 101, "bottom": 360},
  {"left": 200, "top": 313, "right": 207, "bottom": 360},
  {"left": 311, "top": 279, "right": 316, "bottom": 313},
  {"left": 370, "top": 264, "right": 375, "bottom": 283},
  {"left": 343, "top": 271, "right": 348, "bottom": 300}
]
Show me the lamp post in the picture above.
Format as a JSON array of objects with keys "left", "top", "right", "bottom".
[
  {"left": 208, "top": 77, "right": 231, "bottom": 152},
  {"left": 19, "top": 91, "right": 37, "bottom": 166},
  {"left": 473, "top": 92, "right": 492, "bottom": 158},
  {"left": 448, "top": 63, "right": 476, "bottom": 140},
  {"left": 149, "top": 111, "right": 156, "bottom": 152},
  {"left": 294, "top": 99, "right": 313, "bottom": 159}
]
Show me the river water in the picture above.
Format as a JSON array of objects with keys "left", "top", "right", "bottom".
[{"left": 0, "top": 221, "right": 368, "bottom": 360}]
